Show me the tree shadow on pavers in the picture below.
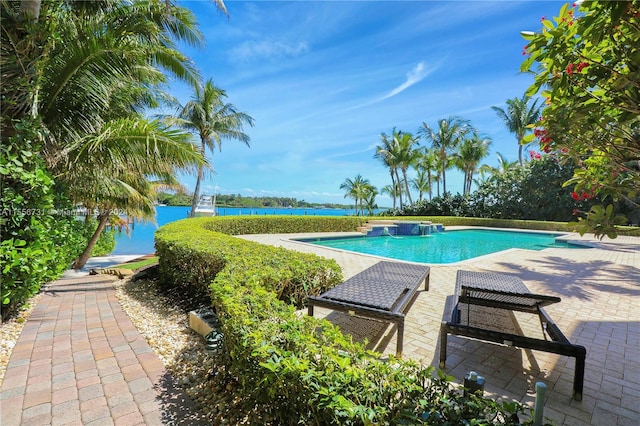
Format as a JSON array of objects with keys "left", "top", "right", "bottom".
[
  {"left": 489, "top": 256, "right": 640, "bottom": 301},
  {"left": 154, "top": 372, "right": 210, "bottom": 425}
]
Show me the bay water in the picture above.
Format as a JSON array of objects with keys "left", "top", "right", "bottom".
[{"left": 111, "top": 206, "right": 358, "bottom": 255}]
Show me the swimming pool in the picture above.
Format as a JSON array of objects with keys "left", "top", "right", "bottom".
[{"left": 299, "top": 229, "right": 581, "bottom": 264}]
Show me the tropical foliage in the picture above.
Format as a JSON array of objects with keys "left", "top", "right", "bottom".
[
  {"left": 1, "top": 0, "right": 218, "bottom": 315},
  {"left": 384, "top": 153, "right": 627, "bottom": 223},
  {"left": 521, "top": 0, "right": 640, "bottom": 237}
]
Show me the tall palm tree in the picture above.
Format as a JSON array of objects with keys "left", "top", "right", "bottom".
[
  {"left": 340, "top": 174, "right": 371, "bottom": 216},
  {"left": 393, "top": 130, "right": 420, "bottom": 205},
  {"left": 454, "top": 135, "right": 492, "bottom": 195},
  {"left": 174, "top": 79, "right": 255, "bottom": 217},
  {"left": 419, "top": 116, "right": 473, "bottom": 195},
  {"left": 491, "top": 95, "right": 542, "bottom": 166},
  {"left": 374, "top": 132, "right": 402, "bottom": 208},
  {"left": 362, "top": 185, "right": 379, "bottom": 216},
  {"left": 380, "top": 184, "right": 402, "bottom": 209},
  {"left": 411, "top": 170, "right": 430, "bottom": 202},
  {"left": 414, "top": 147, "right": 439, "bottom": 201}
]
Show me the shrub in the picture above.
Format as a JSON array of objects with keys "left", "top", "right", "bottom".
[
  {"left": 156, "top": 216, "right": 545, "bottom": 424},
  {"left": 1, "top": 122, "right": 87, "bottom": 320}
]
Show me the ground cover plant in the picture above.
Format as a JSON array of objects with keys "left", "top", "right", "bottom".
[{"left": 156, "top": 216, "right": 550, "bottom": 424}]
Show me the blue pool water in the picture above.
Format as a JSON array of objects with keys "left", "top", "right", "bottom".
[{"left": 300, "top": 229, "right": 579, "bottom": 264}]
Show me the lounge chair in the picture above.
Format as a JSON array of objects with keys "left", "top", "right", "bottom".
[
  {"left": 439, "top": 270, "right": 586, "bottom": 400},
  {"left": 307, "top": 261, "right": 430, "bottom": 357}
]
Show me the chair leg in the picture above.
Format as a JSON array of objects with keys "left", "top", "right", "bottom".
[
  {"left": 573, "top": 353, "right": 585, "bottom": 401},
  {"left": 439, "top": 323, "right": 448, "bottom": 369},
  {"left": 396, "top": 320, "right": 404, "bottom": 358}
]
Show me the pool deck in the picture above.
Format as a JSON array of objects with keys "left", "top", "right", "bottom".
[{"left": 238, "top": 230, "right": 640, "bottom": 426}]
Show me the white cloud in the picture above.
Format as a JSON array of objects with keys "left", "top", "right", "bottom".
[
  {"left": 380, "top": 61, "right": 432, "bottom": 100},
  {"left": 231, "top": 40, "right": 309, "bottom": 62}
]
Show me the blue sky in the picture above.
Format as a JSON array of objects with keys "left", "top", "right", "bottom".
[{"left": 171, "top": 0, "right": 566, "bottom": 206}]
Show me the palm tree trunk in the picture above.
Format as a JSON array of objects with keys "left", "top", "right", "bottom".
[
  {"left": 394, "top": 169, "right": 403, "bottom": 208},
  {"left": 190, "top": 142, "right": 206, "bottom": 218},
  {"left": 518, "top": 136, "right": 524, "bottom": 166},
  {"left": 389, "top": 170, "right": 397, "bottom": 209},
  {"left": 441, "top": 157, "right": 447, "bottom": 194},
  {"left": 72, "top": 213, "right": 110, "bottom": 269},
  {"left": 428, "top": 171, "right": 433, "bottom": 201},
  {"left": 402, "top": 168, "right": 413, "bottom": 205},
  {"left": 20, "top": 0, "right": 41, "bottom": 21}
]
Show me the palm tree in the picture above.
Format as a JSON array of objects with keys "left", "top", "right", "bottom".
[
  {"left": 173, "top": 79, "right": 255, "bottom": 217},
  {"left": 419, "top": 116, "right": 473, "bottom": 195},
  {"left": 340, "top": 174, "right": 372, "bottom": 216},
  {"left": 380, "top": 184, "right": 403, "bottom": 209},
  {"left": 67, "top": 119, "right": 206, "bottom": 269},
  {"left": 411, "top": 170, "right": 431, "bottom": 202},
  {"left": 374, "top": 132, "right": 402, "bottom": 208},
  {"left": 491, "top": 95, "right": 542, "bottom": 166},
  {"left": 362, "top": 185, "right": 379, "bottom": 216},
  {"left": 454, "top": 135, "right": 492, "bottom": 195},
  {"left": 414, "top": 147, "right": 438, "bottom": 201},
  {"left": 393, "top": 130, "right": 420, "bottom": 205}
]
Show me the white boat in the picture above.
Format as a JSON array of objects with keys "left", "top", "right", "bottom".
[{"left": 192, "top": 194, "right": 217, "bottom": 217}]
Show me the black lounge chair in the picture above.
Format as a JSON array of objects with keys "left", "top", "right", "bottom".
[
  {"left": 439, "top": 270, "right": 587, "bottom": 400},
  {"left": 307, "top": 261, "right": 430, "bottom": 357}
]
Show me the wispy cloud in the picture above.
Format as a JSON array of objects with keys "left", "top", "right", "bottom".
[
  {"left": 231, "top": 40, "right": 309, "bottom": 62},
  {"left": 346, "top": 61, "right": 437, "bottom": 111},
  {"left": 380, "top": 61, "right": 433, "bottom": 101}
]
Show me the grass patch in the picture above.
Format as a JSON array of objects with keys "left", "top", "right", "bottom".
[{"left": 113, "top": 256, "right": 158, "bottom": 271}]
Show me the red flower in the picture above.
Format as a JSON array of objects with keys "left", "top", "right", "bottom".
[
  {"left": 576, "top": 62, "right": 589, "bottom": 72},
  {"left": 573, "top": 209, "right": 579, "bottom": 216},
  {"left": 566, "top": 63, "right": 575, "bottom": 75},
  {"left": 571, "top": 192, "right": 580, "bottom": 201}
]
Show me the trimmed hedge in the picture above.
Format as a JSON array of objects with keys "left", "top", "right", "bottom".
[
  {"left": 201, "top": 214, "right": 365, "bottom": 235},
  {"left": 155, "top": 216, "right": 545, "bottom": 425},
  {"left": 155, "top": 217, "right": 342, "bottom": 307}
]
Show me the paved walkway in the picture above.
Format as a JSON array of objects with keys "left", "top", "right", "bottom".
[{"left": 0, "top": 275, "right": 207, "bottom": 426}]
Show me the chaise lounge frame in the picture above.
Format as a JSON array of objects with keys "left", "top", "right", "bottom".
[
  {"left": 439, "top": 270, "right": 587, "bottom": 401},
  {"left": 307, "top": 261, "right": 430, "bottom": 357}
]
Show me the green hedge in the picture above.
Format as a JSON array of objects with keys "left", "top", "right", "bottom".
[
  {"left": 155, "top": 216, "right": 543, "bottom": 425},
  {"left": 155, "top": 217, "right": 343, "bottom": 307},
  {"left": 201, "top": 214, "right": 365, "bottom": 235}
]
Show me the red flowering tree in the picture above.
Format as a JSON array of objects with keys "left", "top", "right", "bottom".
[{"left": 521, "top": 1, "right": 639, "bottom": 238}]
